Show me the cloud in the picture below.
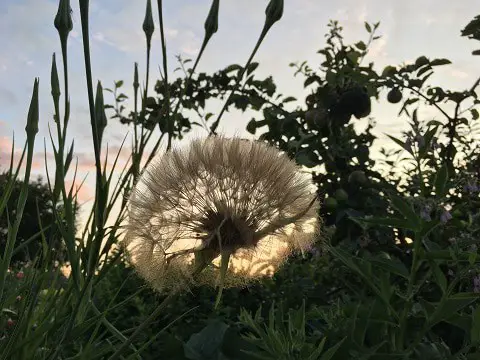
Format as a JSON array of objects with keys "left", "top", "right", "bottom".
[
  {"left": 0, "top": 136, "right": 17, "bottom": 170},
  {"left": 450, "top": 69, "right": 469, "bottom": 79},
  {"left": 64, "top": 178, "right": 94, "bottom": 203},
  {"left": 0, "top": 87, "right": 17, "bottom": 107}
]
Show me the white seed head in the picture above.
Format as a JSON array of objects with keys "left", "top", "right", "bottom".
[{"left": 124, "top": 136, "right": 320, "bottom": 292}]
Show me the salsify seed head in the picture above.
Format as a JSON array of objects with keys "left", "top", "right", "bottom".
[{"left": 124, "top": 136, "right": 320, "bottom": 292}]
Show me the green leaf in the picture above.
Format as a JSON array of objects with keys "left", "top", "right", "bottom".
[
  {"left": 282, "top": 96, "right": 297, "bottom": 103},
  {"left": 355, "top": 41, "right": 366, "bottom": 51},
  {"left": 306, "top": 337, "right": 326, "bottom": 360},
  {"left": 471, "top": 108, "right": 479, "bottom": 120},
  {"left": 418, "top": 126, "right": 438, "bottom": 158},
  {"left": 382, "top": 66, "right": 397, "bottom": 77},
  {"left": 246, "top": 119, "right": 257, "bottom": 134},
  {"left": 429, "top": 293, "right": 479, "bottom": 327},
  {"left": 318, "top": 337, "right": 346, "bottom": 360},
  {"left": 367, "top": 255, "right": 409, "bottom": 279},
  {"left": 295, "top": 150, "right": 317, "bottom": 168},
  {"left": 434, "top": 165, "right": 448, "bottom": 198},
  {"left": 429, "top": 260, "right": 447, "bottom": 293},
  {"left": 430, "top": 58, "right": 451, "bottom": 66},
  {"left": 184, "top": 320, "right": 229, "bottom": 360},
  {"left": 388, "top": 194, "right": 421, "bottom": 230},
  {"left": 471, "top": 304, "right": 480, "bottom": 344},
  {"left": 353, "top": 216, "right": 415, "bottom": 230},
  {"left": 418, "top": 220, "right": 441, "bottom": 240},
  {"left": 330, "top": 247, "right": 397, "bottom": 314},
  {"left": 246, "top": 62, "right": 259, "bottom": 75},
  {"left": 224, "top": 64, "right": 242, "bottom": 73},
  {"left": 468, "top": 251, "right": 477, "bottom": 265},
  {"left": 386, "top": 134, "right": 412, "bottom": 155},
  {"left": 364, "top": 22, "right": 372, "bottom": 32}
]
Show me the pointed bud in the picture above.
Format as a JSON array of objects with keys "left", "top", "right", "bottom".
[
  {"left": 25, "top": 78, "right": 40, "bottom": 137},
  {"left": 143, "top": 0, "right": 155, "bottom": 46},
  {"left": 264, "top": 0, "right": 283, "bottom": 31},
  {"left": 94, "top": 81, "right": 108, "bottom": 145},
  {"left": 54, "top": 0, "right": 73, "bottom": 39},
  {"left": 51, "top": 54, "right": 61, "bottom": 102},
  {"left": 133, "top": 62, "right": 139, "bottom": 90},
  {"left": 204, "top": 0, "right": 219, "bottom": 41}
]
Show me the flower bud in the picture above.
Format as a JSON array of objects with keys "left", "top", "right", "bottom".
[
  {"left": 25, "top": 78, "right": 39, "bottom": 137},
  {"left": 133, "top": 62, "right": 139, "bottom": 90},
  {"left": 54, "top": 0, "right": 73, "bottom": 39},
  {"left": 51, "top": 54, "right": 61, "bottom": 104},
  {"left": 204, "top": 0, "right": 219, "bottom": 40},
  {"left": 94, "top": 81, "right": 108, "bottom": 145},
  {"left": 264, "top": 0, "right": 284, "bottom": 30},
  {"left": 143, "top": 0, "right": 155, "bottom": 46}
]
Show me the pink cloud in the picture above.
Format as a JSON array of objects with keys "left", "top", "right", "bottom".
[
  {"left": 0, "top": 136, "right": 18, "bottom": 171},
  {"left": 0, "top": 137, "right": 53, "bottom": 172},
  {"left": 64, "top": 179, "right": 94, "bottom": 203},
  {"left": 72, "top": 145, "right": 132, "bottom": 173}
]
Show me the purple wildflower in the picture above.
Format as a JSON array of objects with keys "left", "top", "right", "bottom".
[
  {"left": 473, "top": 275, "right": 480, "bottom": 293},
  {"left": 464, "top": 180, "right": 479, "bottom": 193},
  {"left": 420, "top": 205, "right": 432, "bottom": 222},
  {"left": 440, "top": 210, "right": 452, "bottom": 224}
]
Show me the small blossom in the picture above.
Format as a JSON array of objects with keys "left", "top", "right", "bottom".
[
  {"left": 464, "top": 180, "right": 479, "bottom": 193},
  {"left": 447, "top": 269, "right": 454, "bottom": 277},
  {"left": 448, "top": 237, "right": 457, "bottom": 244},
  {"left": 420, "top": 205, "right": 432, "bottom": 222},
  {"left": 16, "top": 295, "right": 22, "bottom": 302},
  {"left": 6, "top": 319, "right": 14, "bottom": 328},
  {"left": 16, "top": 271, "right": 24, "bottom": 280},
  {"left": 358, "top": 236, "right": 370, "bottom": 248},
  {"left": 309, "top": 247, "right": 321, "bottom": 258},
  {"left": 440, "top": 210, "right": 452, "bottom": 224},
  {"left": 473, "top": 275, "right": 480, "bottom": 293}
]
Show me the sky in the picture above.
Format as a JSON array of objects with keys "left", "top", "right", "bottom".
[{"left": 0, "top": 0, "right": 478, "bottom": 218}]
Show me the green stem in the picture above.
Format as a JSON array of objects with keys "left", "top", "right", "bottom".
[
  {"left": 210, "top": 25, "right": 271, "bottom": 135},
  {"left": 156, "top": 0, "right": 172, "bottom": 150},
  {"left": 108, "top": 263, "right": 206, "bottom": 360}
]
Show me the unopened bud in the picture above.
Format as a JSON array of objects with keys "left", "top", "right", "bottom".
[
  {"left": 94, "top": 81, "right": 108, "bottom": 145},
  {"left": 204, "top": 0, "right": 219, "bottom": 40},
  {"left": 51, "top": 54, "right": 61, "bottom": 102},
  {"left": 133, "top": 62, "right": 139, "bottom": 90},
  {"left": 264, "top": 0, "right": 284, "bottom": 30},
  {"left": 54, "top": 0, "right": 73, "bottom": 39},
  {"left": 16, "top": 271, "right": 25, "bottom": 280},
  {"left": 25, "top": 79, "right": 39, "bottom": 137},
  {"left": 143, "top": 0, "right": 155, "bottom": 46}
]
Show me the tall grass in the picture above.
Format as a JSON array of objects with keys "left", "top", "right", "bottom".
[{"left": 0, "top": 0, "right": 284, "bottom": 358}]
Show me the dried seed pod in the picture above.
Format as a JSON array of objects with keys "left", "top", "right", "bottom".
[{"left": 124, "top": 137, "right": 320, "bottom": 293}]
